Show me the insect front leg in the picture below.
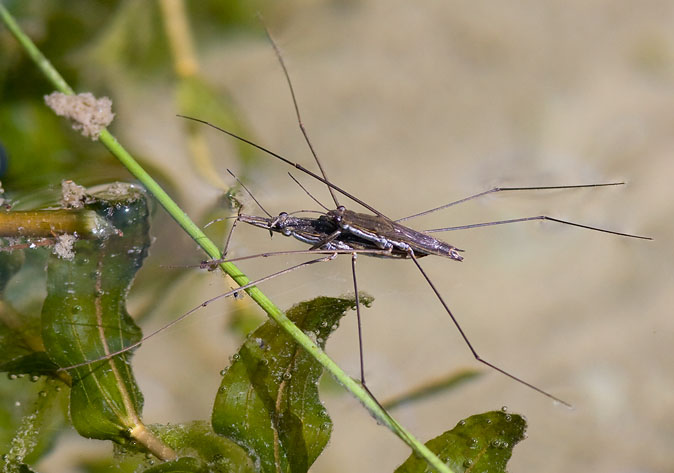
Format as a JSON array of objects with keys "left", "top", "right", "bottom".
[{"left": 309, "top": 228, "right": 343, "bottom": 250}]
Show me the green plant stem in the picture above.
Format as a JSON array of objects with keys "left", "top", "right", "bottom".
[{"left": 0, "top": 5, "right": 453, "bottom": 472}]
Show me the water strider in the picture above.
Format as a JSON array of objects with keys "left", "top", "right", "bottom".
[
  {"left": 176, "top": 29, "right": 650, "bottom": 408},
  {"left": 65, "top": 29, "right": 650, "bottom": 409}
]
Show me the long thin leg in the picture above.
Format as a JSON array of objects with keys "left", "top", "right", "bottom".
[
  {"left": 197, "top": 248, "right": 393, "bottom": 271},
  {"left": 351, "top": 254, "right": 366, "bottom": 384},
  {"left": 396, "top": 182, "right": 625, "bottom": 223},
  {"left": 425, "top": 215, "right": 652, "bottom": 240},
  {"left": 220, "top": 211, "right": 241, "bottom": 258},
  {"left": 287, "top": 172, "right": 330, "bottom": 212},
  {"left": 227, "top": 169, "right": 273, "bottom": 218},
  {"left": 263, "top": 26, "right": 341, "bottom": 209},
  {"left": 59, "top": 253, "right": 338, "bottom": 372},
  {"left": 348, "top": 252, "right": 417, "bottom": 444},
  {"left": 407, "top": 250, "right": 573, "bottom": 408},
  {"left": 178, "top": 115, "right": 387, "bottom": 218}
]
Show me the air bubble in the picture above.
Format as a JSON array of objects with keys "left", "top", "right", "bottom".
[
  {"left": 458, "top": 420, "right": 466, "bottom": 426},
  {"left": 501, "top": 405, "right": 508, "bottom": 412},
  {"left": 282, "top": 372, "right": 292, "bottom": 380},
  {"left": 219, "top": 369, "right": 226, "bottom": 376},
  {"left": 38, "top": 391, "right": 47, "bottom": 398},
  {"left": 463, "top": 459, "right": 473, "bottom": 468},
  {"left": 30, "top": 375, "right": 40, "bottom": 382},
  {"left": 7, "top": 373, "right": 17, "bottom": 380}
]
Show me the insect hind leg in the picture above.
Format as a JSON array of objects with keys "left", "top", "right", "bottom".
[{"left": 407, "top": 250, "right": 573, "bottom": 408}]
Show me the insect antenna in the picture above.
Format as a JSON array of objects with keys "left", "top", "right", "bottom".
[
  {"left": 287, "top": 172, "right": 330, "bottom": 212},
  {"left": 263, "top": 26, "right": 341, "bottom": 209}
]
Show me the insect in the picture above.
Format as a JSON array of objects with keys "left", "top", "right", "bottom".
[
  {"left": 65, "top": 29, "right": 650, "bottom": 410},
  {"left": 176, "top": 30, "right": 650, "bottom": 408}
]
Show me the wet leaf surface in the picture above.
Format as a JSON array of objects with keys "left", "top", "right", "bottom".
[
  {"left": 212, "top": 295, "right": 370, "bottom": 473},
  {"left": 395, "top": 410, "right": 527, "bottom": 473},
  {"left": 40, "top": 183, "right": 150, "bottom": 442}
]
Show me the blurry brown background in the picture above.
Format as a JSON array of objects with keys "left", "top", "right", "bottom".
[{"left": 19, "top": 1, "right": 671, "bottom": 472}]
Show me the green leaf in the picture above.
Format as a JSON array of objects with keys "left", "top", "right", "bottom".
[
  {"left": 0, "top": 309, "right": 42, "bottom": 375},
  {"left": 40, "top": 183, "right": 150, "bottom": 442},
  {"left": 394, "top": 410, "right": 527, "bottom": 473},
  {"left": 0, "top": 352, "right": 58, "bottom": 377},
  {"left": 212, "top": 295, "right": 370, "bottom": 473},
  {"left": 143, "top": 457, "right": 204, "bottom": 473},
  {"left": 143, "top": 421, "right": 257, "bottom": 473},
  {"left": 83, "top": 421, "right": 257, "bottom": 473}
]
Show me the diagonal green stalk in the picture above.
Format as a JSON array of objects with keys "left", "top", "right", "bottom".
[{"left": 0, "top": 5, "right": 453, "bottom": 472}]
